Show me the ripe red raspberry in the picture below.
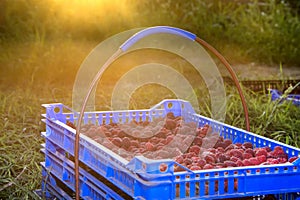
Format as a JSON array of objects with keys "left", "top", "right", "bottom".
[
  {"left": 189, "top": 145, "right": 201, "bottom": 155},
  {"left": 255, "top": 149, "right": 268, "bottom": 157},
  {"left": 249, "top": 157, "right": 260, "bottom": 165},
  {"left": 242, "top": 159, "right": 251, "bottom": 166},
  {"left": 263, "top": 146, "right": 272, "bottom": 152},
  {"left": 267, "top": 158, "right": 279, "bottom": 164},
  {"left": 166, "top": 112, "right": 175, "bottom": 119},
  {"left": 184, "top": 158, "right": 193, "bottom": 165},
  {"left": 223, "top": 139, "right": 232, "bottom": 148},
  {"left": 193, "top": 136, "right": 203, "bottom": 146},
  {"left": 130, "top": 140, "right": 140, "bottom": 148},
  {"left": 203, "top": 164, "right": 214, "bottom": 169},
  {"left": 204, "top": 154, "right": 216, "bottom": 164},
  {"left": 111, "top": 137, "right": 122, "bottom": 147},
  {"left": 230, "top": 156, "right": 240, "bottom": 162},
  {"left": 229, "top": 149, "right": 243, "bottom": 160},
  {"left": 175, "top": 155, "right": 184, "bottom": 164},
  {"left": 270, "top": 146, "right": 288, "bottom": 159},
  {"left": 257, "top": 155, "right": 267, "bottom": 164},
  {"left": 207, "top": 148, "right": 216, "bottom": 154},
  {"left": 274, "top": 146, "right": 283, "bottom": 152},
  {"left": 245, "top": 148, "right": 255, "bottom": 156},
  {"left": 122, "top": 137, "right": 131, "bottom": 150},
  {"left": 243, "top": 152, "right": 253, "bottom": 160},
  {"left": 216, "top": 153, "right": 227, "bottom": 163},
  {"left": 164, "top": 119, "right": 177, "bottom": 130},
  {"left": 145, "top": 142, "right": 155, "bottom": 151},
  {"left": 225, "top": 144, "right": 236, "bottom": 152},
  {"left": 224, "top": 160, "right": 237, "bottom": 167},
  {"left": 235, "top": 143, "right": 243, "bottom": 148},
  {"left": 236, "top": 160, "right": 244, "bottom": 167},
  {"left": 242, "top": 142, "right": 253, "bottom": 149},
  {"left": 216, "top": 147, "right": 225, "bottom": 153},
  {"left": 190, "top": 165, "right": 202, "bottom": 171},
  {"left": 288, "top": 156, "right": 299, "bottom": 163},
  {"left": 197, "top": 159, "right": 207, "bottom": 167}
]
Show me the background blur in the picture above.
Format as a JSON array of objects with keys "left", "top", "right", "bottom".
[
  {"left": 0, "top": 0, "right": 300, "bottom": 198},
  {"left": 1, "top": 0, "right": 300, "bottom": 89}
]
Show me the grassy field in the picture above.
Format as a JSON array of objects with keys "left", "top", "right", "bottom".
[{"left": 0, "top": 0, "right": 300, "bottom": 198}]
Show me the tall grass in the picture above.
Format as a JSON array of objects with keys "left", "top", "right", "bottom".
[
  {"left": 225, "top": 86, "right": 300, "bottom": 148},
  {"left": 0, "top": 0, "right": 299, "bottom": 198}
]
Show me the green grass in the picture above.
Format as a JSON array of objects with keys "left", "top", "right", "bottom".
[
  {"left": 0, "top": 0, "right": 300, "bottom": 198},
  {"left": 1, "top": 81, "right": 299, "bottom": 198}
]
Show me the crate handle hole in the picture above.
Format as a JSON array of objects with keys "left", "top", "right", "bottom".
[
  {"left": 54, "top": 107, "right": 60, "bottom": 113},
  {"left": 167, "top": 102, "right": 173, "bottom": 109}
]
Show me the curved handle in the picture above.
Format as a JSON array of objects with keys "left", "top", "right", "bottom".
[{"left": 120, "top": 26, "right": 196, "bottom": 51}]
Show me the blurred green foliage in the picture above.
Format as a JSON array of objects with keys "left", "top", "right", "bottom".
[{"left": 0, "top": 0, "right": 300, "bottom": 65}]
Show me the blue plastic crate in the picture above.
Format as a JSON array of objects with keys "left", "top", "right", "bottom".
[
  {"left": 39, "top": 147, "right": 128, "bottom": 200},
  {"left": 269, "top": 89, "right": 300, "bottom": 106},
  {"left": 41, "top": 99, "right": 300, "bottom": 199}
]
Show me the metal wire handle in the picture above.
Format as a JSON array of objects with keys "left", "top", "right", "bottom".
[{"left": 74, "top": 26, "right": 250, "bottom": 199}]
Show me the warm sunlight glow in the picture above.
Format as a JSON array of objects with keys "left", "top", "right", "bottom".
[{"left": 50, "top": 0, "right": 135, "bottom": 30}]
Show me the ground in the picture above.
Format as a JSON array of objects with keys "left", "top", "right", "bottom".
[{"left": 230, "top": 64, "right": 300, "bottom": 80}]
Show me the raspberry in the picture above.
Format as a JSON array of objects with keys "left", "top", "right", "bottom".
[
  {"left": 288, "top": 156, "right": 299, "bottom": 163},
  {"left": 249, "top": 157, "right": 260, "bottom": 165},
  {"left": 207, "top": 148, "right": 216, "bottom": 154},
  {"left": 230, "top": 156, "right": 240, "bottom": 162},
  {"left": 236, "top": 160, "right": 244, "bottom": 167},
  {"left": 277, "top": 157, "right": 287, "bottom": 163},
  {"left": 189, "top": 145, "right": 201, "bottom": 155},
  {"left": 242, "top": 159, "right": 251, "bottom": 166},
  {"left": 216, "top": 147, "right": 225, "bottom": 153},
  {"left": 193, "top": 136, "right": 203, "bottom": 146},
  {"left": 257, "top": 155, "right": 267, "bottom": 164},
  {"left": 122, "top": 137, "right": 131, "bottom": 150},
  {"left": 245, "top": 149, "right": 255, "bottom": 156},
  {"left": 145, "top": 142, "right": 155, "bottom": 151},
  {"left": 224, "top": 161, "right": 237, "bottom": 167},
  {"left": 263, "top": 146, "right": 272, "bottom": 152},
  {"left": 130, "top": 140, "right": 140, "bottom": 148},
  {"left": 215, "top": 163, "right": 225, "bottom": 168},
  {"left": 267, "top": 158, "right": 279, "bottom": 164},
  {"left": 175, "top": 156, "right": 184, "bottom": 164},
  {"left": 216, "top": 153, "right": 227, "bottom": 163},
  {"left": 274, "top": 146, "right": 283, "bottom": 152},
  {"left": 243, "top": 152, "right": 253, "bottom": 159},
  {"left": 225, "top": 144, "right": 237, "bottom": 152},
  {"left": 255, "top": 149, "right": 268, "bottom": 157},
  {"left": 166, "top": 112, "right": 175, "bottom": 119},
  {"left": 235, "top": 143, "right": 243, "bottom": 148},
  {"left": 270, "top": 146, "right": 288, "bottom": 159},
  {"left": 204, "top": 154, "right": 216, "bottom": 164},
  {"left": 164, "top": 119, "right": 177, "bottom": 130},
  {"left": 117, "top": 129, "right": 126, "bottom": 138},
  {"left": 155, "top": 130, "right": 167, "bottom": 139},
  {"left": 197, "top": 159, "right": 207, "bottom": 167},
  {"left": 184, "top": 158, "right": 193, "bottom": 165},
  {"left": 242, "top": 142, "right": 253, "bottom": 149},
  {"left": 190, "top": 165, "right": 202, "bottom": 171},
  {"left": 203, "top": 164, "right": 214, "bottom": 169},
  {"left": 229, "top": 149, "right": 243, "bottom": 159},
  {"left": 223, "top": 139, "right": 232, "bottom": 148},
  {"left": 111, "top": 137, "right": 122, "bottom": 147}
]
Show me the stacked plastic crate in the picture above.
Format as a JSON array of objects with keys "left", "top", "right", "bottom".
[{"left": 37, "top": 99, "right": 300, "bottom": 199}]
